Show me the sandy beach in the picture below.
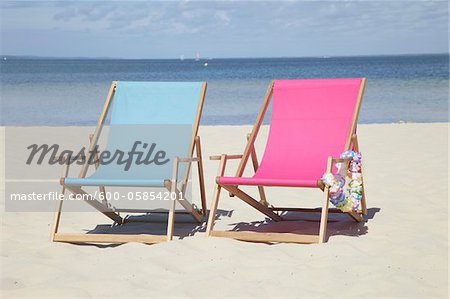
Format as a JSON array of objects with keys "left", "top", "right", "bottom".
[{"left": 0, "top": 122, "right": 448, "bottom": 298}]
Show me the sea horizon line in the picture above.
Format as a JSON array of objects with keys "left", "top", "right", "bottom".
[{"left": 1, "top": 52, "right": 448, "bottom": 61}]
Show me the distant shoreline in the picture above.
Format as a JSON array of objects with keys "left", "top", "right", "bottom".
[{"left": 1, "top": 53, "right": 448, "bottom": 61}]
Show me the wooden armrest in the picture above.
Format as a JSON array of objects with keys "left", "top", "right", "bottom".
[
  {"left": 178, "top": 157, "right": 199, "bottom": 163},
  {"left": 52, "top": 155, "right": 86, "bottom": 163},
  {"left": 209, "top": 155, "right": 243, "bottom": 161},
  {"left": 332, "top": 158, "right": 352, "bottom": 163}
]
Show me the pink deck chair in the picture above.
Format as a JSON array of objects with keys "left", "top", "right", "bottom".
[{"left": 206, "top": 78, "right": 367, "bottom": 244}]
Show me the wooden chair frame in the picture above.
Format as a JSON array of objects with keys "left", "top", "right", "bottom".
[
  {"left": 206, "top": 78, "right": 367, "bottom": 244},
  {"left": 51, "top": 81, "right": 208, "bottom": 244}
]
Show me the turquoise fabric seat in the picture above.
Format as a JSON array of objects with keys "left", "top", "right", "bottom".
[
  {"left": 64, "top": 178, "right": 166, "bottom": 187},
  {"left": 64, "top": 81, "right": 204, "bottom": 187}
]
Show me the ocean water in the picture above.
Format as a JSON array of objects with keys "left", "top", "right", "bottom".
[{"left": 0, "top": 54, "right": 448, "bottom": 125}]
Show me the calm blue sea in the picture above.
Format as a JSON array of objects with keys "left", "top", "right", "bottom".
[{"left": 0, "top": 54, "right": 448, "bottom": 125}]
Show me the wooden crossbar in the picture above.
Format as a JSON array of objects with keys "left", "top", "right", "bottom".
[
  {"left": 53, "top": 233, "right": 166, "bottom": 244},
  {"left": 210, "top": 231, "right": 320, "bottom": 244}
]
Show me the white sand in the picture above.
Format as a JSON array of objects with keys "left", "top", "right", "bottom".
[{"left": 0, "top": 123, "right": 448, "bottom": 298}]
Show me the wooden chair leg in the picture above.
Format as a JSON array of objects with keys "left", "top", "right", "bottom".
[
  {"left": 319, "top": 186, "right": 330, "bottom": 243},
  {"left": 50, "top": 155, "right": 71, "bottom": 242},
  {"left": 352, "top": 134, "right": 367, "bottom": 215},
  {"left": 167, "top": 157, "right": 179, "bottom": 241},
  {"left": 319, "top": 156, "right": 333, "bottom": 243},
  {"left": 167, "top": 195, "right": 177, "bottom": 241},
  {"left": 50, "top": 200, "right": 64, "bottom": 242},
  {"left": 195, "top": 136, "right": 207, "bottom": 215},
  {"left": 206, "top": 184, "right": 222, "bottom": 236},
  {"left": 206, "top": 155, "right": 227, "bottom": 236},
  {"left": 360, "top": 185, "right": 367, "bottom": 215}
]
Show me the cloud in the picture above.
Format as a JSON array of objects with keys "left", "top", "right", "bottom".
[
  {"left": 1, "top": 0, "right": 448, "bottom": 58},
  {"left": 55, "top": 5, "right": 112, "bottom": 22},
  {"left": 214, "top": 10, "right": 231, "bottom": 25}
]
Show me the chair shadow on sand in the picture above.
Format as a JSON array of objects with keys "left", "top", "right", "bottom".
[
  {"left": 74, "top": 208, "right": 377, "bottom": 247},
  {"left": 224, "top": 207, "right": 380, "bottom": 243},
  {"left": 79, "top": 209, "right": 235, "bottom": 247}
]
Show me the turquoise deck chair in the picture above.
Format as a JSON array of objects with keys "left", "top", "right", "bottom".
[{"left": 52, "top": 81, "right": 207, "bottom": 244}]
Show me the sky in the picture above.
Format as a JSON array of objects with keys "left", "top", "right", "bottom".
[{"left": 0, "top": 0, "right": 448, "bottom": 59}]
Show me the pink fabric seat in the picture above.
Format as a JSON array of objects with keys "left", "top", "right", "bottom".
[
  {"left": 218, "top": 177, "right": 319, "bottom": 187},
  {"left": 218, "top": 78, "right": 362, "bottom": 188}
]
